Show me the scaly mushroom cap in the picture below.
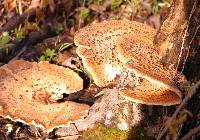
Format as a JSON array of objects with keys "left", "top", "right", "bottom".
[
  {"left": 74, "top": 20, "right": 156, "bottom": 87},
  {"left": 4, "top": 60, "right": 83, "bottom": 95},
  {"left": 116, "top": 35, "right": 182, "bottom": 105},
  {"left": 0, "top": 60, "right": 89, "bottom": 131}
]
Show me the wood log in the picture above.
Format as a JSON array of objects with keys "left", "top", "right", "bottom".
[{"left": 154, "top": 0, "right": 198, "bottom": 68}]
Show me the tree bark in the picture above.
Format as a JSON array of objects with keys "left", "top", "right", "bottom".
[
  {"left": 155, "top": 0, "right": 200, "bottom": 139},
  {"left": 154, "top": 0, "right": 198, "bottom": 68}
]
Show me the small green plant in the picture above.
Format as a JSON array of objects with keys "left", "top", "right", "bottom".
[
  {"left": 111, "top": 0, "right": 124, "bottom": 9},
  {"left": 80, "top": 8, "right": 90, "bottom": 21},
  {"left": 132, "top": 0, "right": 141, "bottom": 12},
  {"left": 14, "top": 25, "right": 26, "bottom": 41},
  {"left": 38, "top": 42, "right": 73, "bottom": 62},
  {"left": 151, "top": 0, "right": 159, "bottom": 14},
  {"left": 55, "top": 23, "right": 64, "bottom": 33},
  {"left": 0, "top": 32, "right": 11, "bottom": 47},
  {"left": 13, "top": 22, "right": 40, "bottom": 41},
  {"left": 38, "top": 48, "right": 57, "bottom": 62},
  {"left": 151, "top": 0, "right": 173, "bottom": 15},
  {"left": 57, "top": 42, "right": 73, "bottom": 52}
]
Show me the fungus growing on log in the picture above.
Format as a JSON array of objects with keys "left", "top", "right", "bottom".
[
  {"left": 116, "top": 35, "right": 182, "bottom": 105},
  {"left": 74, "top": 20, "right": 156, "bottom": 87},
  {"left": 75, "top": 20, "right": 182, "bottom": 105},
  {"left": 119, "top": 79, "right": 181, "bottom": 105},
  {"left": 0, "top": 60, "right": 89, "bottom": 131}
]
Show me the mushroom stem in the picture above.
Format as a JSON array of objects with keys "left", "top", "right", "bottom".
[{"left": 154, "top": 0, "right": 197, "bottom": 66}]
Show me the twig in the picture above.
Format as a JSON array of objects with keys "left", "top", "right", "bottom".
[
  {"left": 180, "top": 124, "right": 200, "bottom": 140},
  {"left": 156, "top": 80, "right": 200, "bottom": 140},
  {"left": 10, "top": 46, "right": 27, "bottom": 61}
]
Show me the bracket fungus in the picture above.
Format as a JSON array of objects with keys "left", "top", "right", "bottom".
[
  {"left": 74, "top": 20, "right": 182, "bottom": 105},
  {"left": 0, "top": 60, "right": 89, "bottom": 131},
  {"left": 74, "top": 20, "right": 156, "bottom": 87},
  {"left": 116, "top": 35, "right": 182, "bottom": 105}
]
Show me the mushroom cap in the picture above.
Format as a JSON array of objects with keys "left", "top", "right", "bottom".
[
  {"left": 116, "top": 34, "right": 155, "bottom": 63},
  {"left": 120, "top": 79, "right": 182, "bottom": 106},
  {"left": 116, "top": 34, "right": 181, "bottom": 93},
  {"left": 0, "top": 60, "right": 89, "bottom": 131},
  {"left": 4, "top": 60, "right": 83, "bottom": 95},
  {"left": 74, "top": 20, "right": 156, "bottom": 87},
  {"left": 116, "top": 35, "right": 182, "bottom": 105}
]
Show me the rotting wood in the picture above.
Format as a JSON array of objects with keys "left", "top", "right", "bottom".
[
  {"left": 154, "top": 0, "right": 198, "bottom": 68},
  {"left": 155, "top": 0, "right": 200, "bottom": 139}
]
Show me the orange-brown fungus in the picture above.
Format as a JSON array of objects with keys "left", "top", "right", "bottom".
[
  {"left": 120, "top": 79, "right": 181, "bottom": 106},
  {"left": 117, "top": 35, "right": 179, "bottom": 90},
  {"left": 74, "top": 20, "right": 156, "bottom": 87},
  {"left": 0, "top": 60, "right": 89, "bottom": 131},
  {"left": 75, "top": 20, "right": 182, "bottom": 105},
  {"left": 117, "top": 34, "right": 182, "bottom": 105}
]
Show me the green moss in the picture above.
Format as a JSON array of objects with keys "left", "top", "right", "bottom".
[
  {"left": 83, "top": 125, "right": 129, "bottom": 140},
  {"left": 80, "top": 8, "right": 90, "bottom": 21},
  {"left": 0, "top": 32, "right": 10, "bottom": 47},
  {"left": 111, "top": 0, "right": 124, "bottom": 9},
  {"left": 83, "top": 125, "right": 154, "bottom": 140}
]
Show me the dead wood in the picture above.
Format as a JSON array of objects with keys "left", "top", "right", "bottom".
[
  {"left": 155, "top": 0, "right": 200, "bottom": 139},
  {"left": 154, "top": 0, "right": 198, "bottom": 67}
]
